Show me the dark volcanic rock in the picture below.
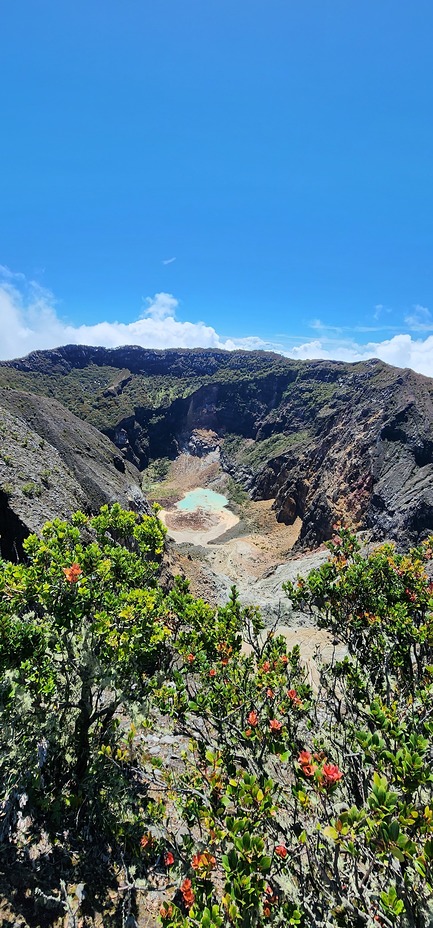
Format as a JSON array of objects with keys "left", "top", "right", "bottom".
[{"left": 0, "top": 389, "right": 149, "bottom": 559}]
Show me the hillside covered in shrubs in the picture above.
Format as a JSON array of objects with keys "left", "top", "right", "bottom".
[{"left": 1, "top": 505, "right": 433, "bottom": 927}]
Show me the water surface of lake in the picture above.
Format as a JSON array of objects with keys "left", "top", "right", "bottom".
[{"left": 176, "top": 488, "right": 229, "bottom": 513}]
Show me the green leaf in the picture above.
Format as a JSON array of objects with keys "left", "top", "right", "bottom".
[
  {"left": 258, "top": 855, "right": 272, "bottom": 872},
  {"left": 323, "top": 826, "right": 339, "bottom": 841}
]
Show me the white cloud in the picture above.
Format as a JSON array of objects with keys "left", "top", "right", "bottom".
[
  {"left": 162, "top": 257, "right": 177, "bottom": 265},
  {"left": 1, "top": 267, "right": 433, "bottom": 378},
  {"left": 283, "top": 332, "right": 433, "bottom": 377},
  {"left": 0, "top": 270, "right": 268, "bottom": 359},
  {"left": 404, "top": 304, "right": 433, "bottom": 331}
]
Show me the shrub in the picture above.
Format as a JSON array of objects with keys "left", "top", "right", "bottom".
[
  {"left": 151, "top": 533, "right": 433, "bottom": 927},
  {"left": 0, "top": 504, "right": 168, "bottom": 917},
  {"left": 21, "top": 480, "right": 42, "bottom": 497},
  {"left": 2, "top": 517, "right": 433, "bottom": 927}
]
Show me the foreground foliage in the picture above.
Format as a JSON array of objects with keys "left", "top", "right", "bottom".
[{"left": 1, "top": 513, "right": 433, "bottom": 927}]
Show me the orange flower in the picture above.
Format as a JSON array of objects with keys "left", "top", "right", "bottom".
[
  {"left": 266, "top": 688, "right": 275, "bottom": 699},
  {"left": 160, "top": 904, "right": 173, "bottom": 919},
  {"left": 301, "top": 763, "right": 316, "bottom": 777},
  {"left": 261, "top": 661, "right": 271, "bottom": 673},
  {"left": 209, "top": 668, "right": 217, "bottom": 677},
  {"left": 264, "top": 885, "right": 278, "bottom": 908},
  {"left": 191, "top": 850, "right": 216, "bottom": 875},
  {"left": 186, "top": 653, "right": 195, "bottom": 664},
  {"left": 247, "top": 710, "right": 259, "bottom": 727},
  {"left": 275, "top": 844, "right": 288, "bottom": 859},
  {"left": 63, "top": 563, "right": 82, "bottom": 583},
  {"left": 164, "top": 851, "right": 175, "bottom": 867},
  {"left": 269, "top": 719, "right": 282, "bottom": 733},
  {"left": 181, "top": 877, "right": 195, "bottom": 909},
  {"left": 322, "top": 762, "right": 343, "bottom": 787},
  {"left": 298, "top": 749, "right": 317, "bottom": 777},
  {"left": 221, "top": 657, "right": 229, "bottom": 666},
  {"left": 245, "top": 728, "right": 253, "bottom": 737},
  {"left": 287, "top": 688, "right": 303, "bottom": 707},
  {"left": 280, "top": 654, "right": 289, "bottom": 665},
  {"left": 140, "top": 834, "right": 152, "bottom": 849}
]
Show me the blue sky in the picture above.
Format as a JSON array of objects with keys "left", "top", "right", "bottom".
[{"left": 2, "top": 0, "right": 433, "bottom": 373}]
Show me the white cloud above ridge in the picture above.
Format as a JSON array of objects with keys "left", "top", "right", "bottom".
[
  {"left": 0, "top": 275, "right": 268, "bottom": 359},
  {"left": 285, "top": 332, "right": 433, "bottom": 376},
  {"left": 1, "top": 267, "right": 433, "bottom": 378}
]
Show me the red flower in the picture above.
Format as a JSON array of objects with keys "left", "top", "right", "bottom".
[
  {"left": 164, "top": 851, "right": 175, "bottom": 867},
  {"left": 261, "top": 661, "right": 271, "bottom": 673},
  {"left": 181, "top": 877, "right": 195, "bottom": 909},
  {"left": 298, "top": 750, "right": 313, "bottom": 766},
  {"left": 275, "top": 844, "right": 288, "bottom": 859},
  {"left": 322, "top": 762, "right": 343, "bottom": 787},
  {"left": 209, "top": 668, "right": 217, "bottom": 677},
  {"left": 280, "top": 654, "right": 289, "bottom": 665},
  {"left": 186, "top": 653, "right": 195, "bottom": 664},
  {"left": 63, "top": 563, "right": 82, "bottom": 583},
  {"left": 140, "top": 834, "right": 152, "bottom": 849},
  {"left": 245, "top": 728, "right": 253, "bottom": 737},
  {"left": 247, "top": 710, "right": 259, "bottom": 727},
  {"left": 269, "top": 719, "right": 282, "bottom": 733},
  {"left": 160, "top": 904, "right": 173, "bottom": 919},
  {"left": 266, "top": 688, "right": 275, "bottom": 699}
]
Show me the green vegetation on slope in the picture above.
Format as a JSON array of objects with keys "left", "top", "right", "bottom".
[
  {"left": 0, "top": 348, "right": 392, "bottom": 437},
  {"left": 223, "top": 431, "right": 309, "bottom": 472}
]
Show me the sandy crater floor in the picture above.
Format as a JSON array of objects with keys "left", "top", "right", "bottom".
[{"left": 160, "top": 502, "right": 240, "bottom": 546}]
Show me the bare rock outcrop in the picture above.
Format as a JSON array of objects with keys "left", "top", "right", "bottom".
[{"left": 0, "top": 388, "right": 149, "bottom": 559}]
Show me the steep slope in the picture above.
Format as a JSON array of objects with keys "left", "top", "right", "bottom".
[
  {"left": 0, "top": 388, "right": 148, "bottom": 559},
  {"left": 1, "top": 345, "right": 433, "bottom": 548}
]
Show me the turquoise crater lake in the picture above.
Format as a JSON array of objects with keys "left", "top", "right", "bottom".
[
  {"left": 160, "top": 486, "right": 239, "bottom": 545},
  {"left": 176, "top": 488, "right": 229, "bottom": 513}
]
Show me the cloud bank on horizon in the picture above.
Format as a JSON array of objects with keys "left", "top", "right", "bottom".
[{"left": 1, "top": 267, "right": 433, "bottom": 378}]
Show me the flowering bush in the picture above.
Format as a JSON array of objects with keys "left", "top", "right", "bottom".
[
  {"left": 2, "top": 514, "right": 433, "bottom": 927},
  {"left": 153, "top": 534, "right": 433, "bottom": 927},
  {"left": 0, "top": 504, "right": 169, "bottom": 919}
]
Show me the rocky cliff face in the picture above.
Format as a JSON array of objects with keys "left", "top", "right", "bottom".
[
  {"left": 0, "top": 387, "right": 149, "bottom": 559},
  {"left": 1, "top": 346, "right": 433, "bottom": 551},
  {"left": 250, "top": 366, "right": 433, "bottom": 547}
]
